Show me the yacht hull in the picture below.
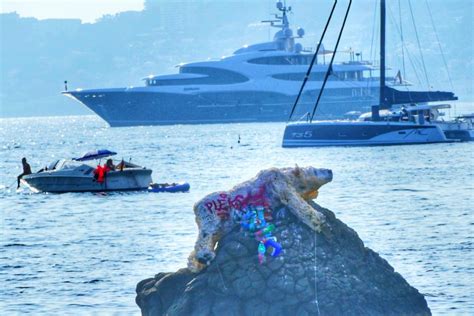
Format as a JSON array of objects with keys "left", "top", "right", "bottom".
[
  {"left": 282, "top": 121, "right": 451, "bottom": 147},
  {"left": 23, "top": 169, "right": 152, "bottom": 193},
  {"left": 65, "top": 89, "right": 376, "bottom": 127}
]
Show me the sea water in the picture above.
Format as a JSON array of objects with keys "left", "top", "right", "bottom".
[{"left": 0, "top": 116, "right": 472, "bottom": 314}]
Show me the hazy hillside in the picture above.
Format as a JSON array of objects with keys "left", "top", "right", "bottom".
[{"left": 1, "top": 0, "right": 472, "bottom": 117}]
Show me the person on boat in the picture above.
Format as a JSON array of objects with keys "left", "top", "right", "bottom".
[
  {"left": 116, "top": 159, "right": 125, "bottom": 171},
  {"left": 400, "top": 107, "right": 409, "bottom": 121},
  {"left": 94, "top": 165, "right": 105, "bottom": 183},
  {"left": 17, "top": 157, "right": 32, "bottom": 189},
  {"left": 105, "top": 159, "right": 115, "bottom": 171}
]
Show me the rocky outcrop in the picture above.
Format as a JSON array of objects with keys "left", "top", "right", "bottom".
[{"left": 136, "top": 202, "right": 430, "bottom": 315}]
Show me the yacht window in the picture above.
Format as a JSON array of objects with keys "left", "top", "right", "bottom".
[
  {"left": 346, "top": 71, "right": 356, "bottom": 80},
  {"left": 272, "top": 72, "right": 325, "bottom": 81},
  {"left": 248, "top": 55, "right": 312, "bottom": 65},
  {"left": 147, "top": 67, "right": 249, "bottom": 86}
]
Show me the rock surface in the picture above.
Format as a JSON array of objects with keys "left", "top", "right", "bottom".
[{"left": 136, "top": 202, "right": 431, "bottom": 315}]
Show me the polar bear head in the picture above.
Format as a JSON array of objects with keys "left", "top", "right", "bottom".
[{"left": 279, "top": 166, "right": 333, "bottom": 200}]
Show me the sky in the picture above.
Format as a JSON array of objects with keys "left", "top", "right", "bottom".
[
  {"left": 1, "top": 0, "right": 143, "bottom": 22},
  {"left": 1, "top": 0, "right": 472, "bottom": 117}
]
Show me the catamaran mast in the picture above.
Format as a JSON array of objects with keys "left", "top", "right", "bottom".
[
  {"left": 310, "top": 0, "right": 352, "bottom": 122},
  {"left": 380, "top": 0, "right": 386, "bottom": 108},
  {"left": 287, "top": 0, "right": 338, "bottom": 122}
]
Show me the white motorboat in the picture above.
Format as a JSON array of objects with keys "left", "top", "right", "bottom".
[
  {"left": 22, "top": 150, "right": 153, "bottom": 193},
  {"left": 436, "top": 113, "right": 474, "bottom": 142}
]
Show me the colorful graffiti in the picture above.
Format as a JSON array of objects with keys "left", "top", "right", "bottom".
[
  {"left": 204, "top": 185, "right": 270, "bottom": 219},
  {"left": 199, "top": 183, "right": 283, "bottom": 264}
]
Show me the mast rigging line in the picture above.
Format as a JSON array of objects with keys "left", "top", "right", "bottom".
[
  {"left": 407, "top": 0, "right": 430, "bottom": 89},
  {"left": 367, "top": 0, "right": 378, "bottom": 93},
  {"left": 398, "top": 0, "right": 406, "bottom": 80},
  {"left": 287, "top": 0, "right": 338, "bottom": 122},
  {"left": 386, "top": 3, "right": 423, "bottom": 87},
  {"left": 424, "top": 0, "right": 454, "bottom": 91},
  {"left": 379, "top": 0, "right": 386, "bottom": 107},
  {"left": 369, "top": 0, "right": 378, "bottom": 65},
  {"left": 310, "top": 0, "right": 353, "bottom": 122}
]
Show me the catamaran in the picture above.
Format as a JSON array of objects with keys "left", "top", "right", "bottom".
[{"left": 282, "top": 0, "right": 456, "bottom": 147}]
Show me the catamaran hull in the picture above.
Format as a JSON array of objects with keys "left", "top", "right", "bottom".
[
  {"left": 282, "top": 122, "right": 451, "bottom": 147},
  {"left": 23, "top": 169, "right": 152, "bottom": 193}
]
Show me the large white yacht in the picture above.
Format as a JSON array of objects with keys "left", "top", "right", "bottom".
[{"left": 64, "top": 1, "right": 456, "bottom": 127}]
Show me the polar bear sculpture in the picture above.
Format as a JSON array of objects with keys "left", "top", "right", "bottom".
[{"left": 188, "top": 166, "right": 333, "bottom": 272}]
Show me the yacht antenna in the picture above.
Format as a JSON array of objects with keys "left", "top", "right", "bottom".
[
  {"left": 262, "top": 1, "right": 291, "bottom": 29},
  {"left": 310, "top": 0, "right": 352, "bottom": 122},
  {"left": 287, "top": 0, "right": 338, "bottom": 122}
]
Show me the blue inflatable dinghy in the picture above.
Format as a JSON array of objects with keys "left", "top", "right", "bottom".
[{"left": 148, "top": 182, "right": 190, "bottom": 193}]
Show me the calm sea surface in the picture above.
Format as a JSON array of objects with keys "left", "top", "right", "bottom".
[{"left": 0, "top": 116, "right": 473, "bottom": 314}]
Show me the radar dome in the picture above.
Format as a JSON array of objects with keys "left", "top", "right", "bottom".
[
  {"left": 284, "top": 28, "right": 293, "bottom": 37},
  {"left": 295, "top": 43, "right": 303, "bottom": 53},
  {"left": 277, "top": 1, "right": 283, "bottom": 10},
  {"left": 297, "top": 27, "right": 305, "bottom": 37},
  {"left": 274, "top": 30, "right": 284, "bottom": 40}
]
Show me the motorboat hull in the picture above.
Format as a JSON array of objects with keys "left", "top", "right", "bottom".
[
  {"left": 23, "top": 169, "right": 152, "bottom": 193},
  {"left": 282, "top": 121, "right": 452, "bottom": 147}
]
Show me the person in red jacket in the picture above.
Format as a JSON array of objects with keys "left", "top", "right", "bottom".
[{"left": 94, "top": 165, "right": 106, "bottom": 183}]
